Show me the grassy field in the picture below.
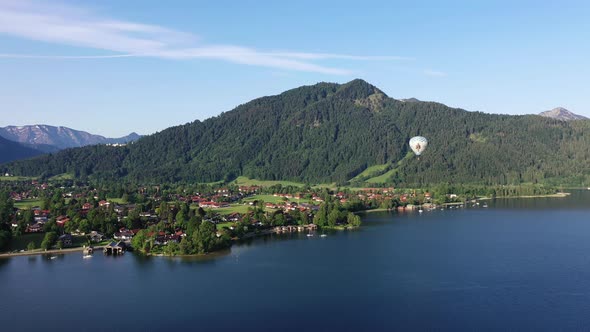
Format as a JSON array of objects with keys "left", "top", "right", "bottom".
[
  {"left": 233, "top": 176, "right": 338, "bottom": 190},
  {"left": 9, "top": 233, "right": 45, "bottom": 251},
  {"left": 108, "top": 198, "right": 126, "bottom": 204},
  {"left": 233, "top": 176, "right": 306, "bottom": 188},
  {"left": 311, "top": 183, "right": 338, "bottom": 189},
  {"left": 189, "top": 202, "right": 254, "bottom": 215},
  {"left": 8, "top": 234, "right": 103, "bottom": 252},
  {"left": 214, "top": 204, "right": 253, "bottom": 215},
  {"left": 363, "top": 155, "right": 414, "bottom": 184},
  {"left": 242, "top": 194, "right": 291, "bottom": 204},
  {"left": 204, "top": 180, "right": 225, "bottom": 186},
  {"left": 48, "top": 173, "right": 74, "bottom": 181},
  {"left": 365, "top": 169, "right": 397, "bottom": 184},
  {"left": 216, "top": 222, "right": 236, "bottom": 229},
  {"left": 14, "top": 199, "right": 44, "bottom": 209},
  {"left": 350, "top": 164, "right": 390, "bottom": 182},
  {"left": 0, "top": 176, "right": 35, "bottom": 182},
  {"left": 71, "top": 235, "right": 91, "bottom": 247}
]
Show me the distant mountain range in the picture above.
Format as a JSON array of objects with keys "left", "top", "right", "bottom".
[
  {"left": 0, "top": 125, "right": 141, "bottom": 150},
  {"left": 3, "top": 79, "right": 590, "bottom": 187},
  {"left": 538, "top": 107, "right": 588, "bottom": 121},
  {"left": 0, "top": 125, "right": 142, "bottom": 163}
]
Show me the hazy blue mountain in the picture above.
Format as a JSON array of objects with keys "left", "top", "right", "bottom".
[
  {"left": 0, "top": 125, "right": 142, "bottom": 150},
  {"left": 0, "top": 135, "right": 44, "bottom": 164}
]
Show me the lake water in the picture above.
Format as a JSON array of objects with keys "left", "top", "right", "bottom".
[{"left": 2, "top": 190, "right": 590, "bottom": 331}]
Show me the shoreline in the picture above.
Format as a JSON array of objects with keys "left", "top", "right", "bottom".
[
  {"left": 0, "top": 192, "right": 572, "bottom": 258},
  {"left": 134, "top": 225, "right": 358, "bottom": 258},
  {"left": 356, "top": 208, "right": 390, "bottom": 214},
  {"left": 0, "top": 246, "right": 104, "bottom": 258},
  {"left": 481, "top": 192, "right": 570, "bottom": 200},
  {"left": 356, "top": 192, "right": 571, "bottom": 214}
]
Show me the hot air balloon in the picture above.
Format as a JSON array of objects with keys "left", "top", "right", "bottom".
[{"left": 409, "top": 136, "right": 428, "bottom": 156}]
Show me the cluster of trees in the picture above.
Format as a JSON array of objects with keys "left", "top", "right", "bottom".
[
  {"left": 131, "top": 220, "right": 230, "bottom": 256},
  {"left": 313, "top": 201, "right": 362, "bottom": 228},
  {"left": 426, "top": 183, "right": 557, "bottom": 200},
  {"left": 314, "top": 207, "right": 361, "bottom": 228},
  {"left": 2, "top": 173, "right": 561, "bottom": 255},
  {"left": 0, "top": 191, "right": 13, "bottom": 250},
  {"left": 40, "top": 232, "right": 57, "bottom": 250},
  {"left": 3, "top": 79, "right": 589, "bottom": 187}
]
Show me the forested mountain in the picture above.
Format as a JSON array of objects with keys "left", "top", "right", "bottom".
[
  {"left": 0, "top": 125, "right": 141, "bottom": 150},
  {"left": 0, "top": 136, "right": 44, "bottom": 164},
  {"left": 539, "top": 107, "right": 588, "bottom": 121},
  {"left": 2, "top": 79, "right": 590, "bottom": 187}
]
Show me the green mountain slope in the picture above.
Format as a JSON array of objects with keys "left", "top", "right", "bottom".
[
  {"left": 2, "top": 79, "right": 590, "bottom": 186},
  {"left": 0, "top": 136, "right": 44, "bottom": 164}
]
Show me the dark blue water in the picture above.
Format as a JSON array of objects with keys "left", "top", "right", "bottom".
[{"left": 2, "top": 190, "right": 590, "bottom": 331}]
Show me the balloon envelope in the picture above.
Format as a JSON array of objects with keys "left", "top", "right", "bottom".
[{"left": 409, "top": 136, "right": 428, "bottom": 156}]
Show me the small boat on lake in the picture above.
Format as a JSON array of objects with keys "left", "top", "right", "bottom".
[
  {"left": 49, "top": 256, "right": 57, "bottom": 260},
  {"left": 306, "top": 233, "right": 314, "bottom": 237},
  {"left": 320, "top": 234, "right": 327, "bottom": 238},
  {"left": 83, "top": 254, "right": 93, "bottom": 259},
  {"left": 83, "top": 246, "right": 94, "bottom": 256}
]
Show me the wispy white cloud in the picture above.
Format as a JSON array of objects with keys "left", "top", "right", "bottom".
[
  {"left": 0, "top": 0, "right": 408, "bottom": 75},
  {"left": 0, "top": 0, "right": 195, "bottom": 55},
  {"left": 262, "top": 52, "right": 414, "bottom": 61},
  {"left": 423, "top": 69, "right": 447, "bottom": 77},
  {"left": 0, "top": 53, "right": 137, "bottom": 59}
]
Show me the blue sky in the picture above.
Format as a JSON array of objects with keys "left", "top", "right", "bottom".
[{"left": 1, "top": 0, "right": 589, "bottom": 137}]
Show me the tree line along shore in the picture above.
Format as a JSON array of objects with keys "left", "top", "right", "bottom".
[{"left": 0, "top": 177, "right": 563, "bottom": 256}]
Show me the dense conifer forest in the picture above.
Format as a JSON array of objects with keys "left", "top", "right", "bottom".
[
  {"left": 3, "top": 79, "right": 590, "bottom": 187},
  {"left": 0, "top": 136, "right": 44, "bottom": 164}
]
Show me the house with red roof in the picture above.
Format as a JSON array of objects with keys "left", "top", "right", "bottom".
[{"left": 56, "top": 215, "right": 70, "bottom": 227}]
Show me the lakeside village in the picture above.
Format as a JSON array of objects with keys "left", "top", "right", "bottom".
[{"left": 0, "top": 179, "right": 543, "bottom": 257}]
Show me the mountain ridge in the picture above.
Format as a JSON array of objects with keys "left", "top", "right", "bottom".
[
  {"left": 2, "top": 79, "right": 590, "bottom": 187},
  {"left": 0, "top": 125, "right": 142, "bottom": 150},
  {"left": 0, "top": 136, "right": 44, "bottom": 164},
  {"left": 539, "top": 107, "right": 587, "bottom": 121}
]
